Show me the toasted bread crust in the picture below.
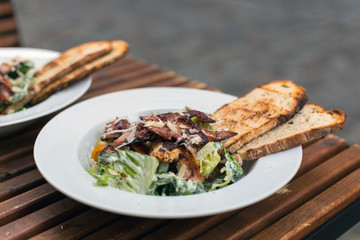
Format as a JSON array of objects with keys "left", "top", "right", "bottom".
[
  {"left": 34, "top": 41, "right": 112, "bottom": 88},
  {"left": 236, "top": 104, "right": 346, "bottom": 160},
  {"left": 30, "top": 40, "right": 129, "bottom": 105},
  {"left": 211, "top": 80, "right": 308, "bottom": 153},
  {"left": 2, "top": 40, "right": 128, "bottom": 114}
]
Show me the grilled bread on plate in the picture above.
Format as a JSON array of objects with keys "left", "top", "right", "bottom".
[
  {"left": 211, "top": 80, "right": 308, "bottom": 153},
  {"left": 234, "top": 104, "right": 346, "bottom": 161}
]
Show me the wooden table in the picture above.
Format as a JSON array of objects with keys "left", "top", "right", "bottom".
[{"left": 0, "top": 56, "right": 359, "bottom": 240}]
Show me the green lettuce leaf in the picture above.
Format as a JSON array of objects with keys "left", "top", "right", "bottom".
[
  {"left": 89, "top": 150, "right": 159, "bottom": 194},
  {"left": 148, "top": 173, "right": 205, "bottom": 196},
  {"left": 196, "top": 142, "right": 221, "bottom": 178},
  {"left": 209, "top": 145, "right": 244, "bottom": 191}
]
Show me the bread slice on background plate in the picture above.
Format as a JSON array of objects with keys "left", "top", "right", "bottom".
[
  {"left": 30, "top": 40, "right": 129, "bottom": 105},
  {"left": 33, "top": 41, "right": 112, "bottom": 90},
  {"left": 234, "top": 104, "right": 346, "bottom": 161},
  {"left": 2, "top": 40, "right": 129, "bottom": 114},
  {"left": 211, "top": 80, "right": 308, "bottom": 153}
]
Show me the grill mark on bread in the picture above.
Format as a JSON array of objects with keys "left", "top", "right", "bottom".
[
  {"left": 31, "top": 40, "right": 129, "bottom": 105},
  {"left": 236, "top": 104, "right": 346, "bottom": 160},
  {"left": 211, "top": 80, "right": 308, "bottom": 153}
]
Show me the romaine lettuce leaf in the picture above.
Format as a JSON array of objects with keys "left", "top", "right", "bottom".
[
  {"left": 89, "top": 150, "right": 159, "bottom": 194},
  {"left": 208, "top": 145, "right": 244, "bottom": 191},
  {"left": 196, "top": 142, "right": 221, "bottom": 178},
  {"left": 148, "top": 173, "right": 205, "bottom": 196}
]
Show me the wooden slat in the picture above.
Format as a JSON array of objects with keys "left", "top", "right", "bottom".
[
  {"left": 0, "top": 2, "right": 12, "bottom": 16},
  {"left": 101, "top": 65, "right": 162, "bottom": 87},
  {"left": 0, "top": 144, "right": 33, "bottom": 163},
  {"left": 141, "top": 212, "right": 236, "bottom": 240},
  {"left": 0, "top": 33, "right": 18, "bottom": 47},
  {"left": 0, "top": 198, "right": 87, "bottom": 240},
  {"left": 295, "top": 135, "right": 347, "bottom": 179},
  {"left": 85, "top": 71, "right": 176, "bottom": 98},
  {"left": 0, "top": 126, "right": 38, "bottom": 148},
  {"left": 177, "top": 80, "right": 207, "bottom": 89},
  {"left": 0, "top": 152, "right": 35, "bottom": 181},
  {"left": 92, "top": 60, "right": 149, "bottom": 80},
  {"left": 91, "top": 61, "right": 151, "bottom": 89},
  {"left": 252, "top": 165, "right": 360, "bottom": 239},
  {"left": 93, "top": 55, "right": 136, "bottom": 73},
  {"left": 84, "top": 217, "right": 166, "bottom": 240},
  {"left": 195, "top": 145, "right": 360, "bottom": 240},
  {"left": 204, "top": 87, "right": 221, "bottom": 92},
  {"left": 30, "top": 209, "right": 119, "bottom": 240},
  {"left": 0, "top": 17, "right": 16, "bottom": 33},
  {"left": 138, "top": 136, "right": 349, "bottom": 240},
  {"left": 95, "top": 55, "right": 136, "bottom": 71},
  {"left": 0, "top": 183, "right": 62, "bottom": 226},
  {"left": 147, "top": 76, "right": 190, "bottom": 87},
  {"left": 0, "top": 169, "right": 44, "bottom": 201}
]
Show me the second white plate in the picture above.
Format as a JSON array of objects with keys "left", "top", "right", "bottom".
[{"left": 0, "top": 47, "right": 92, "bottom": 136}]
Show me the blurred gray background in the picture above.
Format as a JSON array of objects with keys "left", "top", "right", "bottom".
[
  {"left": 12, "top": 0, "right": 360, "bottom": 145},
  {"left": 10, "top": 0, "right": 360, "bottom": 238}
]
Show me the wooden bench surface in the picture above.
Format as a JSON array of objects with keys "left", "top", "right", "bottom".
[{"left": 0, "top": 56, "right": 359, "bottom": 239}]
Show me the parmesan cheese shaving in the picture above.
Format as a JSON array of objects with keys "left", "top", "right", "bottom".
[
  {"left": 177, "top": 164, "right": 186, "bottom": 178},
  {"left": 190, "top": 135, "right": 203, "bottom": 145},
  {"left": 166, "top": 121, "right": 179, "bottom": 132},
  {"left": 144, "top": 121, "right": 165, "bottom": 128}
]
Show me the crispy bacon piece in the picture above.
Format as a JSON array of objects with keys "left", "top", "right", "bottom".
[
  {"left": 185, "top": 109, "right": 215, "bottom": 123},
  {"left": 202, "top": 129, "right": 237, "bottom": 142},
  {"left": 0, "top": 75, "right": 12, "bottom": 104},
  {"left": 111, "top": 130, "right": 133, "bottom": 149},
  {"left": 0, "top": 63, "right": 11, "bottom": 75},
  {"left": 135, "top": 124, "right": 154, "bottom": 141},
  {"left": 131, "top": 142, "right": 149, "bottom": 155},
  {"left": 102, "top": 118, "right": 131, "bottom": 140}
]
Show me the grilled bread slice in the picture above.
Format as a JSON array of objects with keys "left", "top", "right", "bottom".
[
  {"left": 30, "top": 40, "right": 129, "bottom": 105},
  {"left": 2, "top": 40, "right": 128, "bottom": 114},
  {"left": 234, "top": 104, "right": 346, "bottom": 160},
  {"left": 34, "top": 41, "right": 112, "bottom": 90},
  {"left": 211, "top": 80, "right": 308, "bottom": 153}
]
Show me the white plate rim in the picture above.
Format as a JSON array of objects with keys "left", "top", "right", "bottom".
[
  {"left": 34, "top": 87, "right": 302, "bottom": 219},
  {"left": 0, "top": 47, "right": 92, "bottom": 127}
]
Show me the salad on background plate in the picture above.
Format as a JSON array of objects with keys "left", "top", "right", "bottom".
[{"left": 0, "top": 57, "right": 36, "bottom": 113}]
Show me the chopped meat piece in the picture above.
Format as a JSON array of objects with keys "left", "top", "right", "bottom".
[
  {"left": 145, "top": 124, "right": 182, "bottom": 141},
  {"left": 0, "top": 63, "right": 11, "bottom": 75},
  {"left": 131, "top": 142, "right": 149, "bottom": 155},
  {"left": 111, "top": 130, "right": 133, "bottom": 149},
  {"left": 202, "top": 129, "right": 237, "bottom": 142},
  {"left": 102, "top": 118, "right": 131, "bottom": 140},
  {"left": 100, "top": 145, "right": 117, "bottom": 155},
  {"left": 135, "top": 124, "right": 154, "bottom": 141},
  {"left": 0, "top": 75, "right": 13, "bottom": 104},
  {"left": 150, "top": 141, "right": 182, "bottom": 162},
  {"left": 185, "top": 109, "right": 215, "bottom": 123},
  {"left": 178, "top": 150, "right": 205, "bottom": 182}
]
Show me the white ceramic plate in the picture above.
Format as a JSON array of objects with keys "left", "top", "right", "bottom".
[
  {"left": 34, "top": 88, "right": 302, "bottom": 219},
  {"left": 0, "top": 48, "right": 91, "bottom": 136}
]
